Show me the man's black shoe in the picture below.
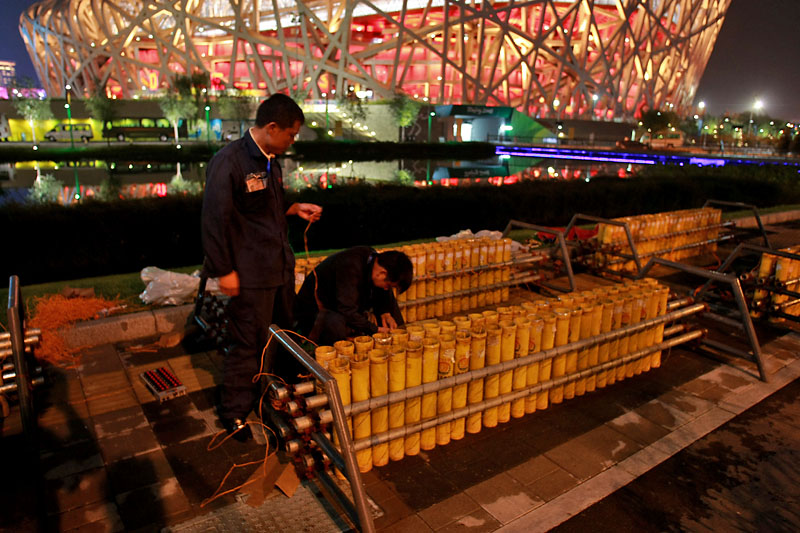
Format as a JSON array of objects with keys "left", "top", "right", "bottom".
[{"left": 221, "top": 417, "right": 252, "bottom": 442}]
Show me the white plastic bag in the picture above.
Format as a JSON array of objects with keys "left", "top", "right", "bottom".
[{"left": 139, "top": 267, "right": 220, "bottom": 306}]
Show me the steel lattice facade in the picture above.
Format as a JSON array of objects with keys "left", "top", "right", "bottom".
[{"left": 20, "top": 0, "right": 730, "bottom": 120}]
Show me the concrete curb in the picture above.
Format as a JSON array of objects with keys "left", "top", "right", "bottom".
[
  {"left": 61, "top": 303, "right": 193, "bottom": 349},
  {"left": 59, "top": 209, "right": 800, "bottom": 349}
]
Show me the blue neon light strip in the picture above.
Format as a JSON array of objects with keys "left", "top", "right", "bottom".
[{"left": 494, "top": 145, "right": 800, "bottom": 168}]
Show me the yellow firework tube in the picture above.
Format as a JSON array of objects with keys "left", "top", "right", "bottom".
[
  {"left": 420, "top": 337, "right": 440, "bottom": 450},
  {"left": 585, "top": 302, "right": 603, "bottom": 393},
  {"left": 369, "top": 348, "right": 389, "bottom": 467},
  {"left": 597, "top": 300, "right": 614, "bottom": 388},
  {"left": 350, "top": 353, "right": 372, "bottom": 472},
  {"left": 388, "top": 344, "right": 406, "bottom": 461},
  {"left": 426, "top": 246, "right": 437, "bottom": 319},
  {"left": 391, "top": 328, "right": 409, "bottom": 346},
  {"left": 483, "top": 309, "right": 500, "bottom": 326},
  {"left": 315, "top": 345, "right": 337, "bottom": 371},
  {"left": 498, "top": 319, "right": 517, "bottom": 422},
  {"left": 550, "top": 308, "right": 570, "bottom": 404},
  {"left": 407, "top": 324, "right": 425, "bottom": 343},
  {"left": 373, "top": 331, "right": 393, "bottom": 349},
  {"left": 511, "top": 316, "right": 530, "bottom": 418},
  {"left": 752, "top": 253, "right": 776, "bottom": 315},
  {"left": 469, "top": 312, "right": 486, "bottom": 329},
  {"left": 451, "top": 329, "right": 471, "bottom": 440},
  {"left": 617, "top": 295, "right": 634, "bottom": 382},
  {"left": 423, "top": 321, "right": 441, "bottom": 339},
  {"left": 652, "top": 287, "right": 670, "bottom": 368},
  {"left": 497, "top": 306, "right": 513, "bottom": 322},
  {"left": 773, "top": 256, "right": 792, "bottom": 309},
  {"left": 525, "top": 315, "right": 544, "bottom": 414},
  {"left": 436, "top": 333, "right": 456, "bottom": 446},
  {"left": 453, "top": 315, "right": 471, "bottom": 331},
  {"left": 439, "top": 320, "right": 457, "bottom": 337},
  {"left": 334, "top": 339, "right": 355, "bottom": 359},
  {"left": 563, "top": 307, "right": 582, "bottom": 400},
  {"left": 453, "top": 244, "right": 464, "bottom": 314},
  {"left": 628, "top": 292, "right": 646, "bottom": 377},
  {"left": 607, "top": 296, "right": 624, "bottom": 386},
  {"left": 482, "top": 324, "right": 502, "bottom": 428},
  {"left": 466, "top": 326, "right": 487, "bottom": 433},
  {"left": 469, "top": 240, "right": 481, "bottom": 309},
  {"left": 354, "top": 335, "right": 374, "bottom": 357},
  {"left": 537, "top": 312, "right": 556, "bottom": 410},
  {"left": 404, "top": 340, "right": 423, "bottom": 456},
  {"left": 405, "top": 303, "right": 417, "bottom": 323},
  {"left": 477, "top": 241, "right": 489, "bottom": 308},
  {"left": 329, "top": 356, "right": 352, "bottom": 479},
  {"left": 641, "top": 286, "right": 659, "bottom": 371},
  {"left": 575, "top": 304, "right": 594, "bottom": 397}
]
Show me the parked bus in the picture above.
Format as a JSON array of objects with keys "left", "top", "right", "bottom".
[
  {"left": 640, "top": 130, "right": 685, "bottom": 149},
  {"left": 103, "top": 117, "right": 187, "bottom": 141}
]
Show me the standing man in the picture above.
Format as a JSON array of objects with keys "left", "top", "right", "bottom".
[
  {"left": 202, "top": 93, "right": 321, "bottom": 441},
  {"left": 294, "top": 247, "right": 413, "bottom": 345}
]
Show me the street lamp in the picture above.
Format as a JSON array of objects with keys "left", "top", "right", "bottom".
[
  {"left": 204, "top": 104, "right": 211, "bottom": 145},
  {"left": 748, "top": 98, "right": 763, "bottom": 141},
  {"left": 65, "top": 84, "right": 74, "bottom": 149}
]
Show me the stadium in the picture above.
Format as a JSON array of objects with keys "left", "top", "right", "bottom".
[{"left": 20, "top": 0, "right": 730, "bottom": 120}]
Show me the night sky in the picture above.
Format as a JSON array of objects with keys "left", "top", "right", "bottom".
[{"left": 2, "top": 0, "right": 798, "bottom": 121}]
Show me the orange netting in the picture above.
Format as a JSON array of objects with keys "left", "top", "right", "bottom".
[{"left": 28, "top": 294, "right": 125, "bottom": 366}]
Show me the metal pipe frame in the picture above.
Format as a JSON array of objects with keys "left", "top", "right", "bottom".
[
  {"left": 564, "top": 214, "right": 643, "bottom": 274},
  {"left": 602, "top": 234, "right": 735, "bottom": 267},
  {"left": 636, "top": 257, "right": 768, "bottom": 382},
  {"left": 398, "top": 274, "right": 543, "bottom": 309},
  {"left": 350, "top": 329, "right": 704, "bottom": 451},
  {"left": 324, "top": 302, "right": 705, "bottom": 420},
  {"left": 268, "top": 326, "right": 375, "bottom": 533},
  {"left": 6, "top": 276, "right": 37, "bottom": 438},
  {"left": 696, "top": 242, "right": 800, "bottom": 318},
  {"left": 604, "top": 221, "right": 735, "bottom": 245},
  {"left": 501, "top": 219, "right": 576, "bottom": 292},
  {"left": 702, "top": 199, "right": 770, "bottom": 249}
]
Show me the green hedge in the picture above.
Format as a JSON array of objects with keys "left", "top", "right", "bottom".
[{"left": 3, "top": 166, "right": 799, "bottom": 285}]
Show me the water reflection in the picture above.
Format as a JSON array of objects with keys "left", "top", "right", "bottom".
[{"left": 0, "top": 156, "right": 636, "bottom": 205}]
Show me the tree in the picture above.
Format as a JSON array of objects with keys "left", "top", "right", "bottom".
[
  {"left": 85, "top": 89, "right": 117, "bottom": 145},
  {"left": 13, "top": 96, "right": 53, "bottom": 144},
  {"left": 216, "top": 93, "right": 254, "bottom": 139},
  {"left": 158, "top": 94, "right": 197, "bottom": 177},
  {"left": 338, "top": 93, "right": 368, "bottom": 139},
  {"left": 639, "top": 108, "right": 679, "bottom": 136},
  {"left": 388, "top": 93, "right": 422, "bottom": 141}
]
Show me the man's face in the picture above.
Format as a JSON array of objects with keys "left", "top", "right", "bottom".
[
  {"left": 264, "top": 120, "right": 301, "bottom": 154},
  {"left": 372, "top": 263, "right": 400, "bottom": 291}
]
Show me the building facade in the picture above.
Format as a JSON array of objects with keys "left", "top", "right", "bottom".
[{"left": 20, "top": 0, "right": 730, "bottom": 120}]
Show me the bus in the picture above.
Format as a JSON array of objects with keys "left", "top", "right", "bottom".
[
  {"left": 103, "top": 117, "right": 187, "bottom": 141},
  {"left": 640, "top": 130, "right": 685, "bottom": 149}
]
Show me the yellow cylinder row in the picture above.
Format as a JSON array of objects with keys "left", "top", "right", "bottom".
[
  {"left": 397, "top": 238, "right": 513, "bottom": 322},
  {"left": 752, "top": 245, "right": 800, "bottom": 319},
  {"left": 316, "top": 278, "right": 670, "bottom": 471},
  {"left": 597, "top": 208, "right": 722, "bottom": 273}
]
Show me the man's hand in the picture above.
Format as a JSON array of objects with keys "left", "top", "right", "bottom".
[
  {"left": 380, "top": 313, "right": 398, "bottom": 330},
  {"left": 288, "top": 202, "right": 322, "bottom": 222},
  {"left": 218, "top": 271, "right": 240, "bottom": 297}
]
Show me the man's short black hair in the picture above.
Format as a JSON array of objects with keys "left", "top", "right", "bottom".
[
  {"left": 377, "top": 251, "right": 413, "bottom": 294},
  {"left": 255, "top": 93, "right": 305, "bottom": 129}
]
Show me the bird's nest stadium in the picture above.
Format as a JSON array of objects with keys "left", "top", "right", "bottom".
[{"left": 20, "top": 0, "right": 730, "bottom": 119}]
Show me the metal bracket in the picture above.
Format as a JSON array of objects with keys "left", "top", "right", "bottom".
[
  {"left": 564, "top": 213, "right": 642, "bottom": 275},
  {"left": 6, "top": 275, "right": 38, "bottom": 438},
  {"left": 635, "top": 258, "right": 768, "bottom": 382},
  {"left": 502, "top": 219, "right": 576, "bottom": 292},
  {"left": 268, "top": 326, "right": 375, "bottom": 533},
  {"left": 703, "top": 199, "right": 770, "bottom": 249}
]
